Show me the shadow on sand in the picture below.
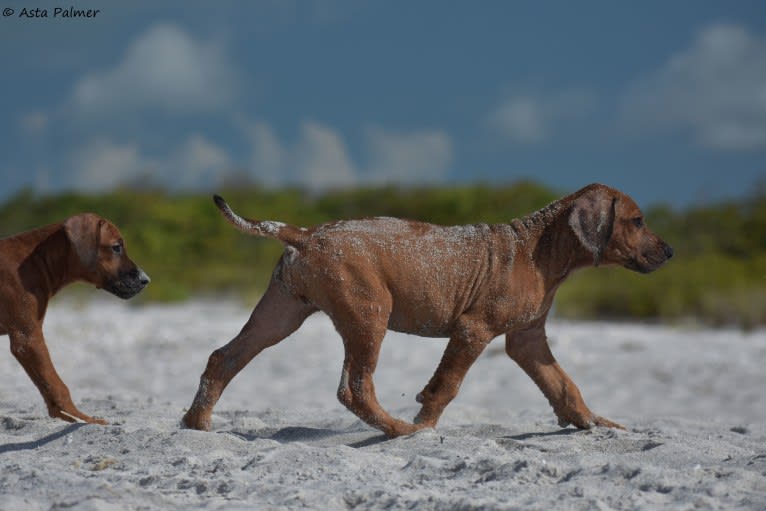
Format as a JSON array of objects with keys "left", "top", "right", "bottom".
[
  {"left": 224, "top": 425, "right": 389, "bottom": 449},
  {"left": 0, "top": 423, "right": 86, "bottom": 454}
]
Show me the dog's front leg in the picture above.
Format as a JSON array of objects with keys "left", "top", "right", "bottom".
[
  {"left": 505, "top": 326, "right": 624, "bottom": 430},
  {"left": 414, "top": 330, "right": 490, "bottom": 427},
  {"left": 9, "top": 327, "right": 106, "bottom": 424}
]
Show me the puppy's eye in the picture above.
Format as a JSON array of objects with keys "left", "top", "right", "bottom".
[
  {"left": 112, "top": 244, "right": 123, "bottom": 254},
  {"left": 632, "top": 217, "right": 644, "bottom": 228}
]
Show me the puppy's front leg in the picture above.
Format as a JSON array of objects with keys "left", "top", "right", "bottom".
[
  {"left": 9, "top": 327, "right": 106, "bottom": 424},
  {"left": 505, "top": 326, "right": 624, "bottom": 430},
  {"left": 414, "top": 330, "right": 491, "bottom": 427}
]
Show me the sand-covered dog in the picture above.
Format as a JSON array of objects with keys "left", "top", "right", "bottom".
[
  {"left": 184, "top": 183, "right": 672, "bottom": 437},
  {"left": 0, "top": 214, "right": 149, "bottom": 424}
]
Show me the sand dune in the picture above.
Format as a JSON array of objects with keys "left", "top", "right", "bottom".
[{"left": 1, "top": 300, "right": 764, "bottom": 510}]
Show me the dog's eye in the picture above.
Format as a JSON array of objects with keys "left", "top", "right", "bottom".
[
  {"left": 112, "top": 244, "right": 123, "bottom": 254},
  {"left": 632, "top": 217, "right": 644, "bottom": 228}
]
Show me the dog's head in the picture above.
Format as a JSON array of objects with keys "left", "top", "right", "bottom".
[
  {"left": 568, "top": 184, "right": 673, "bottom": 273},
  {"left": 63, "top": 213, "right": 150, "bottom": 299}
]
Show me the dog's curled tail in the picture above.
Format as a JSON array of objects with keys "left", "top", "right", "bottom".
[{"left": 213, "top": 195, "right": 306, "bottom": 247}]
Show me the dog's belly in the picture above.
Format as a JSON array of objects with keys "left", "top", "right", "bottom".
[
  {"left": 387, "top": 306, "right": 454, "bottom": 337},
  {"left": 385, "top": 283, "right": 471, "bottom": 337}
]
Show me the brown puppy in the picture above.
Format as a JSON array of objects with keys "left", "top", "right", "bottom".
[
  {"left": 0, "top": 214, "right": 149, "bottom": 424},
  {"left": 183, "top": 184, "right": 672, "bottom": 437}
]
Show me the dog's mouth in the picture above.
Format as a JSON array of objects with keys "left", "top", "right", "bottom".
[
  {"left": 625, "top": 257, "right": 655, "bottom": 274},
  {"left": 625, "top": 244, "right": 673, "bottom": 274},
  {"left": 104, "top": 268, "right": 151, "bottom": 299}
]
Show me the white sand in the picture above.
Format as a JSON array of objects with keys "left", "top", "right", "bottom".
[{"left": 1, "top": 299, "right": 765, "bottom": 510}]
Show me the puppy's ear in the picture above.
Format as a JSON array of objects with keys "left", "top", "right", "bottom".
[
  {"left": 568, "top": 189, "right": 616, "bottom": 266},
  {"left": 63, "top": 214, "right": 105, "bottom": 268}
]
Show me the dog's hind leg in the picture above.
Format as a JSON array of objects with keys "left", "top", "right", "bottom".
[
  {"left": 182, "top": 278, "right": 315, "bottom": 431},
  {"left": 334, "top": 310, "right": 424, "bottom": 438}
]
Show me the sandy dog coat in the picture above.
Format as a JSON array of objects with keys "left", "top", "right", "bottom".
[{"left": 183, "top": 184, "right": 673, "bottom": 437}]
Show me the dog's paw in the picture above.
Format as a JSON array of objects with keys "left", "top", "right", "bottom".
[
  {"left": 592, "top": 415, "right": 626, "bottom": 430},
  {"left": 55, "top": 409, "right": 108, "bottom": 425},
  {"left": 181, "top": 411, "right": 212, "bottom": 431},
  {"left": 555, "top": 410, "right": 624, "bottom": 431}
]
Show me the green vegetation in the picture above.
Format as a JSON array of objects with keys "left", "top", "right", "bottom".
[{"left": 1, "top": 182, "right": 764, "bottom": 328}]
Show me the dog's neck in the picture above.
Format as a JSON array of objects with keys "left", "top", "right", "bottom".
[
  {"left": 20, "top": 226, "right": 79, "bottom": 300},
  {"left": 513, "top": 195, "right": 596, "bottom": 291}
]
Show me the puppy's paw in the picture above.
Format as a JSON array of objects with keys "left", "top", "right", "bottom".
[
  {"left": 555, "top": 409, "right": 624, "bottom": 431},
  {"left": 181, "top": 411, "right": 212, "bottom": 431},
  {"left": 55, "top": 409, "right": 107, "bottom": 425},
  {"left": 384, "top": 418, "right": 432, "bottom": 438},
  {"left": 592, "top": 415, "right": 625, "bottom": 430}
]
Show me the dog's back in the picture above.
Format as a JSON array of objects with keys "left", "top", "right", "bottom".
[{"left": 278, "top": 217, "right": 519, "bottom": 337}]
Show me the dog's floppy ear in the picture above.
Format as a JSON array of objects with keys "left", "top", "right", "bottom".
[
  {"left": 63, "top": 214, "right": 105, "bottom": 268},
  {"left": 568, "top": 188, "right": 616, "bottom": 266}
]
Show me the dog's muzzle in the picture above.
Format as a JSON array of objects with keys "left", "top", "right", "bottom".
[
  {"left": 106, "top": 267, "right": 151, "bottom": 299},
  {"left": 626, "top": 242, "right": 674, "bottom": 274}
]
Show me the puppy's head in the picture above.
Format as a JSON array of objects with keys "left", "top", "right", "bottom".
[
  {"left": 64, "top": 213, "right": 150, "bottom": 299},
  {"left": 569, "top": 184, "right": 673, "bottom": 273}
]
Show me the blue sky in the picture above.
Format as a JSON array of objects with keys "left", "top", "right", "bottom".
[{"left": 1, "top": 0, "right": 765, "bottom": 207}]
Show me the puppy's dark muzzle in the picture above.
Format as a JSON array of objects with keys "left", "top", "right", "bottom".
[
  {"left": 628, "top": 241, "right": 673, "bottom": 274},
  {"left": 651, "top": 241, "right": 674, "bottom": 267},
  {"left": 106, "top": 267, "right": 151, "bottom": 299}
]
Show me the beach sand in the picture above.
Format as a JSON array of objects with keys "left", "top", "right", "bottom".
[{"left": 1, "top": 300, "right": 764, "bottom": 510}]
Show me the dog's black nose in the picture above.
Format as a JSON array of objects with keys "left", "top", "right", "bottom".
[
  {"left": 137, "top": 268, "right": 151, "bottom": 285},
  {"left": 128, "top": 267, "right": 151, "bottom": 285},
  {"left": 664, "top": 244, "right": 674, "bottom": 259}
]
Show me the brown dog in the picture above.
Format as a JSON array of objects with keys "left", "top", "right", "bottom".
[
  {"left": 0, "top": 214, "right": 149, "bottom": 424},
  {"left": 183, "top": 183, "right": 672, "bottom": 437}
]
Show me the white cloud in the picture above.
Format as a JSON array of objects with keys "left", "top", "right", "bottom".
[
  {"left": 622, "top": 23, "right": 766, "bottom": 151},
  {"left": 293, "top": 121, "right": 357, "bottom": 189},
  {"left": 19, "top": 111, "right": 48, "bottom": 136},
  {"left": 487, "top": 96, "right": 546, "bottom": 143},
  {"left": 364, "top": 127, "right": 452, "bottom": 184},
  {"left": 63, "top": 117, "right": 453, "bottom": 193},
  {"left": 487, "top": 90, "right": 594, "bottom": 144},
  {"left": 246, "top": 121, "right": 285, "bottom": 187},
  {"left": 68, "top": 134, "right": 233, "bottom": 192},
  {"left": 69, "top": 138, "right": 152, "bottom": 192},
  {"left": 242, "top": 119, "right": 453, "bottom": 190},
  {"left": 242, "top": 118, "right": 355, "bottom": 189},
  {"left": 70, "top": 23, "right": 238, "bottom": 116},
  {"left": 169, "top": 134, "right": 232, "bottom": 188}
]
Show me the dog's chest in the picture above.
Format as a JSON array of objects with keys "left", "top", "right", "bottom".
[{"left": 477, "top": 264, "right": 551, "bottom": 333}]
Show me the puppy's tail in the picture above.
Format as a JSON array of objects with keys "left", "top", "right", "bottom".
[{"left": 213, "top": 195, "right": 306, "bottom": 247}]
